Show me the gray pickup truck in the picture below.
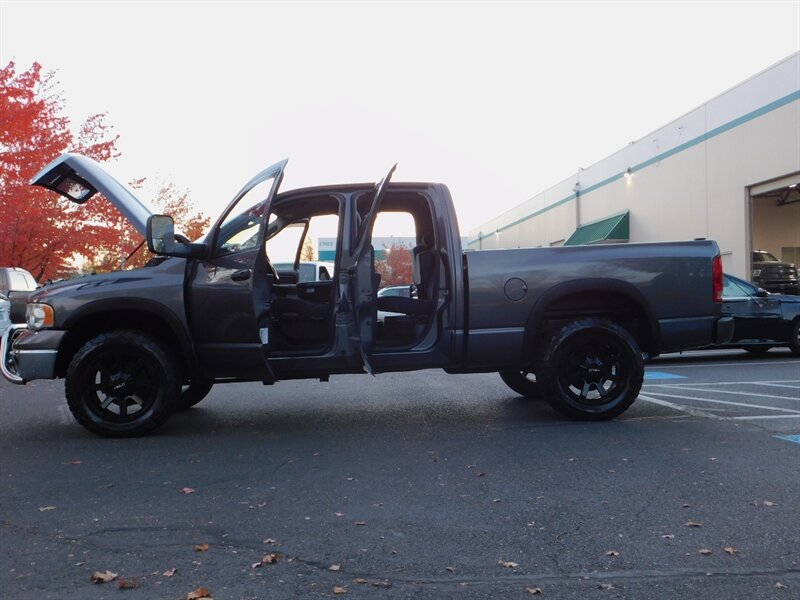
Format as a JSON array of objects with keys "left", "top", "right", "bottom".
[{"left": 1, "top": 154, "right": 732, "bottom": 437}]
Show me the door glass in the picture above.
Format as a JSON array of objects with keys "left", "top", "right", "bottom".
[
  {"left": 265, "top": 222, "right": 305, "bottom": 265},
  {"left": 215, "top": 179, "right": 277, "bottom": 255}
]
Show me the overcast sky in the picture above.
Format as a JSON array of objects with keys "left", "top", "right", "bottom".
[{"left": 2, "top": 1, "right": 799, "bottom": 236}]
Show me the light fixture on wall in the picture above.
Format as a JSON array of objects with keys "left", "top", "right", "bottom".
[{"left": 624, "top": 167, "right": 632, "bottom": 180}]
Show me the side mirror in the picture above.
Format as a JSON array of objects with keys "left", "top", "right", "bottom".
[
  {"left": 146, "top": 215, "right": 208, "bottom": 258},
  {"left": 755, "top": 288, "right": 769, "bottom": 298},
  {"left": 147, "top": 214, "right": 176, "bottom": 254}
]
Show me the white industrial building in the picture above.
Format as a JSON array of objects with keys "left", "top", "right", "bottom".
[{"left": 468, "top": 52, "right": 800, "bottom": 280}]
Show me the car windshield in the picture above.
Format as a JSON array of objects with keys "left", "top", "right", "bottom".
[{"left": 753, "top": 251, "right": 779, "bottom": 262}]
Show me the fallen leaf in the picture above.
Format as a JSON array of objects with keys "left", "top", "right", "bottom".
[
  {"left": 63, "top": 460, "right": 83, "bottom": 465},
  {"left": 195, "top": 543, "right": 209, "bottom": 552},
  {"left": 493, "top": 498, "right": 501, "bottom": 503},
  {"left": 476, "top": 471, "right": 486, "bottom": 477},
  {"left": 261, "top": 553, "right": 280, "bottom": 564},
  {"left": 685, "top": 520, "right": 702, "bottom": 528},
  {"left": 186, "top": 587, "right": 212, "bottom": 600},
  {"left": 662, "top": 534, "right": 675, "bottom": 539},
  {"left": 329, "top": 564, "right": 341, "bottom": 571},
  {"left": 333, "top": 586, "right": 347, "bottom": 594},
  {"left": 181, "top": 487, "right": 196, "bottom": 494},
  {"left": 354, "top": 578, "right": 368, "bottom": 584},
  {"left": 163, "top": 568, "right": 177, "bottom": 577},
  {"left": 605, "top": 550, "right": 620, "bottom": 557},
  {"left": 526, "top": 587, "right": 543, "bottom": 595},
  {"left": 91, "top": 570, "right": 118, "bottom": 583},
  {"left": 775, "top": 582, "right": 786, "bottom": 589},
  {"left": 335, "top": 512, "right": 345, "bottom": 517},
  {"left": 499, "top": 561, "right": 519, "bottom": 568},
  {"left": 724, "top": 546, "right": 737, "bottom": 555},
  {"left": 446, "top": 566, "right": 456, "bottom": 573},
  {"left": 263, "top": 538, "right": 277, "bottom": 545},
  {"left": 118, "top": 578, "right": 138, "bottom": 589},
  {"left": 699, "top": 548, "right": 712, "bottom": 555},
  {"left": 38, "top": 506, "right": 56, "bottom": 512},
  {"left": 763, "top": 500, "right": 778, "bottom": 507},
  {"left": 682, "top": 503, "right": 692, "bottom": 508},
  {"left": 372, "top": 580, "right": 391, "bottom": 588},
  {"left": 599, "top": 583, "right": 615, "bottom": 590},
  {"left": 354, "top": 521, "right": 367, "bottom": 526},
  {"left": 568, "top": 458, "right": 576, "bottom": 462}
]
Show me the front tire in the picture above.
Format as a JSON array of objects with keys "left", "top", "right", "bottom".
[
  {"left": 536, "top": 318, "right": 644, "bottom": 420},
  {"left": 65, "top": 330, "right": 180, "bottom": 437},
  {"left": 499, "top": 370, "right": 541, "bottom": 399}
]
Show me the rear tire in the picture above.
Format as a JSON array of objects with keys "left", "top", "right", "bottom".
[
  {"left": 536, "top": 318, "right": 643, "bottom": 420},
  {"left": 65, "top": 330, "right": 179, "bottom": 437},
  {"left": 175, "top": 381, "right": 214, "bottom": 411},
  {"left": 499, "top": 370, "right": 541, "bottom": 399}
]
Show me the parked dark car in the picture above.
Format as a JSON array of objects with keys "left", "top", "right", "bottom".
[
  {"left": 717, "top": 273, "right": 800, "bottom": 355},
  {"left": 751, "top": 250, "right": 799, "bottom": 295}
]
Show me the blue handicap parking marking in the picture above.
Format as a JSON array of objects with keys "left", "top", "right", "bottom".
[
  {"left": 644, "top": 371, "right": 687, "bottom": 380},
  {"left": 775, "top": 434, "right": 800, "bottom": 445}
]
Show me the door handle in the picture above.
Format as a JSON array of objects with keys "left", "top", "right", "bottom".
[{"left": 231, "top": 269, "right": 252, "bottom": 282}]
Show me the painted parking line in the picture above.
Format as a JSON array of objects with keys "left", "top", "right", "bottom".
[
  {"left": 649, "top": 380, "right": 799, "bottom": 387},
  {"left": 643, "top": 371, "right": 686, "bottom": 380},
  {"left": 775, "top": 434, "right": 800, "bottom": 444},
  {"left": 636, "top": 390, "right": 800, "bottom": 414},
  {"left": 645, "top": 384, "right": 800, "bottom": 401},
  {"left": 655, "top": 360, "right": 799, "bottom": 369}
]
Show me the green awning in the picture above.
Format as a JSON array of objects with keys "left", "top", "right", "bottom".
[{"left": 564, "top": 211, "right": 630, "bottom": 246}]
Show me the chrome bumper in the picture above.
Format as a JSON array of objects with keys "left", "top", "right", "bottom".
[{"left": 1, "top": 324, "right": 27, "bottom": 384}]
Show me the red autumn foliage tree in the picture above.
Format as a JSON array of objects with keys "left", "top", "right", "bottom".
[
  {"left": 0, "top": 61, "right": 209, "bottom": 280},
  {"left": 375, "top": 242, "right": 413, "bottom": 286}
]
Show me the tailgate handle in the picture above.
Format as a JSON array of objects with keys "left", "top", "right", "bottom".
[{"left": 231, "top": 269, "right": 252, "bottom": 282}]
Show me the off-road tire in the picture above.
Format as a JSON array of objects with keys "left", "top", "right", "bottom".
[
  {"left": 536, "top": 318, "right": 644, "bottom": 420},
  {"left": 174, "top": 381, "right": 214, "bottom": 411},
  {"left": 65, "top": 330, "right": 180, "bottom": 437},
  {"left": 499, "top": 369, "right": 541, "bottom": 399}
]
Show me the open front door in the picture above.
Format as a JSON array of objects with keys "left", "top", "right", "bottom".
[
  {"left": 189, "top": 159, "right": 287, "bottom": 383},
  {"left": 346, "top": 165, "right": 396, "bottom": 374}
]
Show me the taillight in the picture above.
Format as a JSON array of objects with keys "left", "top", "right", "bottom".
[{"left": 712, "top": 255, "right": 723, "bottom": 303}]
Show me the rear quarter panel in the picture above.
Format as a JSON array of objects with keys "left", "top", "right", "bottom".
[{"left": 464, "top": 241, "right": 719, "bottom": 367}]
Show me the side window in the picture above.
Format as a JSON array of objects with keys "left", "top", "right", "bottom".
[
  {"left": 215, "top": 178, "right": 278, "bottom": 255},
  {"left": 266, "top": 222, "right": 306, "bottom": 267}
]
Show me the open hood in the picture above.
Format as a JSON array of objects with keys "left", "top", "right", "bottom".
[{"left": 31, "top": 153, "right": 155, "bottom": 236}]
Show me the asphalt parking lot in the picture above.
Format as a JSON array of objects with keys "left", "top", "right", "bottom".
[{"left": 0, "top": 349, "right": 798, "bottom": 599}]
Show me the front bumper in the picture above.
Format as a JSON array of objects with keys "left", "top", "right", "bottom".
[{"left": 1, "top": 327, "right": 66, "bottom": 384}]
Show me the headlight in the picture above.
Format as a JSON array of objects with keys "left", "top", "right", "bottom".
[
  {"left": 26, "top": 303, "right": 55, "bottom": 330},
  {"left": 752, "top": 269, "right": 761, "bottom": 277}
]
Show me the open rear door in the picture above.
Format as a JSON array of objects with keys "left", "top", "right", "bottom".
[{"left": 346, "top": 165, "right": 396, "bottom": 374}]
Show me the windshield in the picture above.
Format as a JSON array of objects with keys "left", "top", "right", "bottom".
[{"left": 753, "top": 251, "right": 779, "bottom": 262}]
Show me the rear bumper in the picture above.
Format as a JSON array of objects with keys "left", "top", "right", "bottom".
[
  {"left": 714, "top": 316, "right": 735, "bottom": 345},
  {"left": 658, "top": 315, "right": 734, "bottom": 354}
]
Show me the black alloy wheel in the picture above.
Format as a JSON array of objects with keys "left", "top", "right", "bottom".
[
  {"left": 537, "top": 318, "right": 643, "bottom": 420},
  {"left": 65, "top": 331, "right": 179, "bottom": 437}
]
